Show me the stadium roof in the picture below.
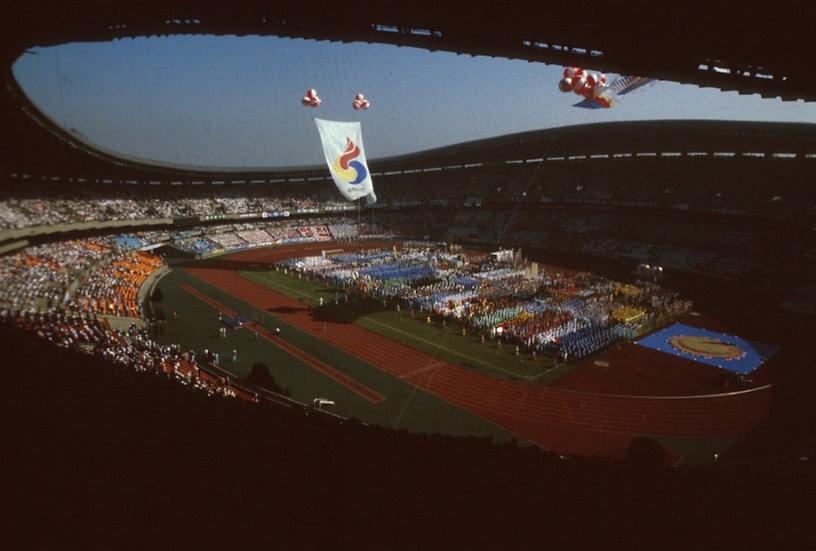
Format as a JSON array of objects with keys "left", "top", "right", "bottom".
[
  {"left": 2, "top": 1, "right": 816, "bottom": 101},
  {"left": 376, "top": 120, "right": 816, "bottom": 168},
  {"left": 4, "top": 2, "right": 816, "bottom": 181}
]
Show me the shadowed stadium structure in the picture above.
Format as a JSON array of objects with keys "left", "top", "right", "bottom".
[
  {"left": 3, "top": 0, "right": 816, "bottom": 103},
  {"left": 2, "top": 4, "right": 816, "bottom": 544},
  {"left": 4, "top": 0, "right": 816, "bottom": 176}
]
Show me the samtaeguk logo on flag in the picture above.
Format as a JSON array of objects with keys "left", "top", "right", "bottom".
[
  {"left": 315, "top": 118, "right": 376, "bottom": 203},
  {"left": 331, "top": 137, "right": 368, "bottom": 185}
]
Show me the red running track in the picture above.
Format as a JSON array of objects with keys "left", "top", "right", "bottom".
[
  {"left": 183, "top": 244, "right": 772, "bottom": 458},
  {"left": 178, "top": 282, "right": 384, "bottom": 403}
]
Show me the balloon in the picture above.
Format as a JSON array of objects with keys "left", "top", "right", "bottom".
[
  {"left": 558, "top": 69, "right": 650, "bottom": 109},
  {"left": 353, "top": 93, "right": 370, "bottom": 109},
  {"left": 302, "top": 88, "right": 321, "bottom": 106},
  {"left": 558, "top": 78, "right": 573, "bottom": 92}
]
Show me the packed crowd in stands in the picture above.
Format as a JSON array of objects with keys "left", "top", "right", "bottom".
[
  {"left": 70, "top": 251, "right": 162, "bottom": 317},
  {"left": 0, "top": 216, "right": 382, "bottom": 321},
  {"left": 281, "top": 243, "right": 690, "bottom": 361},
  {"left": 169, "top": 217, "right": 377, "bottom": 257},
  {"left": 2, "top": 308, "right": 240, "bottom": 398},
  {"left": 3, "top": 156, "right": 815, "bottom": 231},
  {"left": 445, "top": 206, "right": 815, "bottom": 284},
  {"left": 0, "top": 212, "right": 400, "bottom": 409},
  {"left": 0, "top": 182, "right": 350, "bottom": 230},
  {"left": 0, "top": 216, "right": 375, "bottom": 409},
  {"left": 0, "top": 237, "right": 261, "bottom": 401},
  {"left": 0, "top": 239, "right": 110, "bottom": 311},
  {"left": 1, "top": 164, "right": 812, "bottom": 286}
]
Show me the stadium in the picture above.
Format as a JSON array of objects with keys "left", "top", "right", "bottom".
[{"left": 2, "top": 1, "right": 816, "bottom": 545}]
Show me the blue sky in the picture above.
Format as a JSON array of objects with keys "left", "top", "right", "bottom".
[{"left": 13, "top": 35, "right": 816, "bottom": 168}]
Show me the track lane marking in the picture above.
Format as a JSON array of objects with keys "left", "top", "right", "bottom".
[{"left": 178, "top": 282, "right": 385, "bottom": 404}]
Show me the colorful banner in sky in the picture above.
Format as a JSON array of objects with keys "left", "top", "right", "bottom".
[{"left": 315, "top": 118, "right": 377, "bottom": 204}]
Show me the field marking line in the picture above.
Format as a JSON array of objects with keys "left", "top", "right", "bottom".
[
  {"left": 242, "top": 271, "right": 317, "bottom": 301},
  {"left": 528, "top": 363, "right": 572, "bottom": 381},
  {"left": 358, "top": 316, "right": 527, "bottom": 379},
  {"left": 186, "top": 269, "right": 405, "bottom": 384},
  {"left": 178, "top": 282, "right": 239, "bottom": 317},
  {"left": 247, "top": 323, "right": 385, "bottom": 404},
  {"left": 179, "top": 279, "right": 384, "bottom": 404},
  {"left": 399, "top": 362, "right": 445, "bottom": 380}
]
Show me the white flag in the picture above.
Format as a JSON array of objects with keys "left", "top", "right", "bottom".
[{"left": 315, "top": 118, "right": 376, "bottom": 203}]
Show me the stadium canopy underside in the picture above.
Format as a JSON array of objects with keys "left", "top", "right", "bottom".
[
  {"left": 3, "top": 1, "right": 816, "bottom": 179},
  {"left": 3, "top": 1, "right": 815, "bottom": 100}
]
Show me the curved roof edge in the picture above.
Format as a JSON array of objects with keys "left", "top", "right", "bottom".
[
  {"left": 6, "top": 68, "right": 816, "bottom": 179},
  {"left": 25, "top": 114, "right": 816, "bottom": 178}
]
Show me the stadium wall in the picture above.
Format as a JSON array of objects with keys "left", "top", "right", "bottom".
[{"left": 0, "top": 217, "right": 174, "bottom": 244}]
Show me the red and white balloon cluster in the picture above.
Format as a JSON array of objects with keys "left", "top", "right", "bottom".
[
  {"left": 558, "top": 67, "right": 608, "bottom": 100},
  {"left": 301, "top": 88, "right": 322, "bottom": 107},
  {"left": 352, "top": 93, "right": 371, "bottom": 110}
]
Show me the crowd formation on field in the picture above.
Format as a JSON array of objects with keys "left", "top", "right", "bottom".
[{"left": 281, "top": 244, "right": 691, "bottom": 361}]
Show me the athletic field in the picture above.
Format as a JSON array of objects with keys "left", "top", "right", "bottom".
[{"left": 154, "top": 242, "right": 773, "bottom": 464}]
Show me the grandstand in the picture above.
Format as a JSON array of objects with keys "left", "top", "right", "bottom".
[
  {"left": 2, "top": 119, "right": 813, "bottom": 338},
  {"left": 1, "top": 194, "right": 804, "bottom": 453}
]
